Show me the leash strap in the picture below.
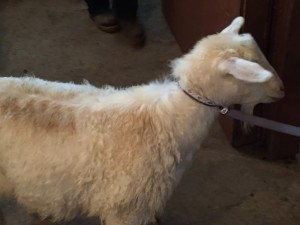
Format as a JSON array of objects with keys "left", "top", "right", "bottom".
[
  {"left": 178, "top": 82, "right": 300, "bottom": 137},
  {"left": 226, "top": 109, "right": 300, "bottom": 137}
]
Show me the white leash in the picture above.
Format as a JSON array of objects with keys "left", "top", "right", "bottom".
[{"left": 226, "top": 109, "right": 300, "bottom": 137}]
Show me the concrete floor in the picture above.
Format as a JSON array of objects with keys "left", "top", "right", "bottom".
[{"left": 0, "top": 0, "right": 300, "bottom": 225}]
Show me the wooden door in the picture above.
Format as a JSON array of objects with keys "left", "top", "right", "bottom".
[{"left": 264, "top": 0, "right": 300, "bottom": 158}]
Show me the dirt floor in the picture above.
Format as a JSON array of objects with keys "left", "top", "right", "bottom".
[{"left": 0, "top": 0, "right": 300, "bottom": 225}]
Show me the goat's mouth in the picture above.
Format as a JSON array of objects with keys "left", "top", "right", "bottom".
[
  {"left": 266, "top": 95, "right": 284, "bottom": 103},
  {"left": 267, "top": 90, "right": 285, "bottom": 102}
]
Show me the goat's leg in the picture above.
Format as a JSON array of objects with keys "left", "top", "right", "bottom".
[{"left": 145, "top": 215, "right": 161, "bottom": 225}]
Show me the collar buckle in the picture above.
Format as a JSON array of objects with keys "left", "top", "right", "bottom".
[{"left": 220, "top": 107, "right": 229, "bottom": 115}]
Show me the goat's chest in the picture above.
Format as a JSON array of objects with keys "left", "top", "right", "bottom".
[{"left": 174, "top": 144, "right": 199, "bottom": 186}]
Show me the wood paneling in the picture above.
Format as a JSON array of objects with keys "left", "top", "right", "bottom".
[{"left": 264, "top": 0, "right": 300, "bottom": 158}]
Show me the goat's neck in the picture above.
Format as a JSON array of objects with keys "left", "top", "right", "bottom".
[
  {"left": 163, "top": 81, "right": 220, "bottom": 154},
  {"left": 159, "top": 81, "right": 219, "bottom": 185}
]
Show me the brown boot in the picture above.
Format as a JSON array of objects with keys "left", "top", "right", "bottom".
[{"left": 91, "top": 11, "right": 119, "bottom": 33}]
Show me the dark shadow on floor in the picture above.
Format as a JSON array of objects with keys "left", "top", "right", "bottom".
[{"left": 0, "top": 0, "right": 10, "bottom": 73}]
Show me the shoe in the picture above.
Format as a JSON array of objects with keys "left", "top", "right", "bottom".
[
  {"left": 120, "top": 20, "right": 146, "bottom": 48},
  {"left": 91, "top": 11, "right": 119, "bottom": 33}
]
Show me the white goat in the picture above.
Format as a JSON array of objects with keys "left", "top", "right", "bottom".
[{"left": 0, "top": 17, "right": 284, "bottom": 225}]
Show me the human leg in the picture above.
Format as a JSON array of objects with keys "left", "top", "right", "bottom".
[
  {"left": 84, "top": 0, "right": 119, "bottom": 33},
  {"left": 112, "top": 0, "right": 145, "bottom": 47}
]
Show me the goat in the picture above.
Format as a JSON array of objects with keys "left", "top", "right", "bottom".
[{"left": 0, "top": 17, "right": 284, "bottom": 225}]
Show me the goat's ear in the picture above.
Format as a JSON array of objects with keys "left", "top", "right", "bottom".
[
  {"left": 218, "top": 57, "right": 273, "bottom": 83},
  {"left": 221, "top": 17, "right": 244, "bottom": 34}
]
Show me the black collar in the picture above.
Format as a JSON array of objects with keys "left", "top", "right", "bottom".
[{"left": 177, "top": 82, "right": 229, "bottom": 114}]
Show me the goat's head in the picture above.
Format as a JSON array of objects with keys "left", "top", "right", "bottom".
[{"left": 172, "top": 17, "right": 284, "bottom": 114}]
